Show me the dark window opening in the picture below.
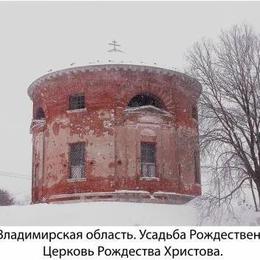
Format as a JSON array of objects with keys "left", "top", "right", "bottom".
[
  {"left": 69, "top": 94, "right": 85, "bottom": 110},
  {"left": 192, "top": 106, "right": 198, "bottom": 120},
  {"left": 128, "top": 94, "right": 164, "bottom": 109},
  {"left": 194, "top": 152, "right": 200, "bottom": 184},
  {"left": 69, "top": 142, "right": 85, "bottom": 179},
  {"left": 35, "top": 107, "right": 45, "bottom": 120},
  {"left": 141, "top": 143, "right": 156, "bottom": 178}
]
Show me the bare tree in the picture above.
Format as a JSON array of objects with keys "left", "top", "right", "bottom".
[
  {"left": 187, "top": 24, "right": 260, "bottom": 211},
  {"left": 0, "top": 189, "right": 14, "bottom": 206}
]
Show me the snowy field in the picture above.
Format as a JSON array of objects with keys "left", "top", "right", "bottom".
[
  {"left": 0, "top": 199, "right": 260, "bottom": 226},
  {"left": 0, "top": 201, "right": 198, "bottom": 226}
]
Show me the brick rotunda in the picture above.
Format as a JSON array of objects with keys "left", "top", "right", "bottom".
[{"left": 28, "top": 64, "right": 201, "bottom": 204}]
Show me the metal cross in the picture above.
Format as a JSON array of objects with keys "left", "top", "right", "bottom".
[{"left": 108, "top": 40, "right": 123, "bottom": 53}]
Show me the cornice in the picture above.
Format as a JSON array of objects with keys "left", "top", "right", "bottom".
[{"left": 28, "top": 64, "right": 201, "bottom": 98}]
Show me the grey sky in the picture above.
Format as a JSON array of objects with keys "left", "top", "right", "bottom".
[{"left": 1, "top": 1, "right": 260, "bottom": 186}]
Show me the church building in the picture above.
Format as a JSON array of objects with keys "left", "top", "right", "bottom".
[{"left": 28, "top": 62, "right": 201, "bottom": 204}]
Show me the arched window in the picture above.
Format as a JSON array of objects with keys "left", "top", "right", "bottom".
[
  {"left": 35, "top": 107, "right": 45, "bottom": 120},
  {"left": 128, "top": 93, "right": 164, "bottom": 109}
]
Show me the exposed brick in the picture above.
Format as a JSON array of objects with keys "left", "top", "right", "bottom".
[{"left": 28, "top": 64, "right": 202, "bottom": 204}]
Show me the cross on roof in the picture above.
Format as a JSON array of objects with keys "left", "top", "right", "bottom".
[{"left": 108, "top": 40, "right": 123, "bottom": 53}]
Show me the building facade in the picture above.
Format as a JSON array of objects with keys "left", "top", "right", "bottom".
[{"left": 28, "top": 64, "right": 201, "bottom": 203}]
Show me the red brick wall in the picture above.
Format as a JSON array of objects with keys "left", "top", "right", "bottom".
[{"left": 29, "top": 65, "right": 201, "bottom": 203}]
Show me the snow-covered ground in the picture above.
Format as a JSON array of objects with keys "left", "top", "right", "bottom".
[
  {"left": 0, "top": 201, "right": 198, "bottom": 226},
  {"left": 0, "top": 199, "right": 259, "bottom": 226}
]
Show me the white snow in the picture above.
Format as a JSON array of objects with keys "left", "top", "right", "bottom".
[
  {"left": 154, "top": 191, "right": 195, "bottom": 198},
  {"left": 0, "top": 201, "right": 198, "bottom": 226},
  {"left": 66, "top": 108, "right": 87, "bottom": 114},
  {"left": 124, "top": 105, "right": 168, "bottom": 114},
  {"left": 0, "top": 197, "right": 259, "bottom": 226},
  {"left": 115, "top": 190, "right": 150, "bottom": 194}
]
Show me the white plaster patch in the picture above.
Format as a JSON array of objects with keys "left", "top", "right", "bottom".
[
  {"left": 140, "top": 128, "right": 156, "bottom": 137},
  {"left": 139, "top": 115, "right": 163, "bottom": 124}
]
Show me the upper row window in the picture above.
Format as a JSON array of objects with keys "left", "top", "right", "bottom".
[
  {"left": 69, "top": 93, "right": 164, "bottom": 111},
  {"left": 35, "top": 107, "right": 45, "bottom": 120},
  {"left": 69, "top": 94, "right": 85, "bottom": 110},
  {"left": 128, "top": 93, "right": 164, "bottom": 110},
  {"left": 35, "top": 94, "right": 197, "bottom": 120}
]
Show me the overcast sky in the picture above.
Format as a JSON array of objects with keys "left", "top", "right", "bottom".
[{"left": 1, "top": 2, "right": 260, "bottom": 196}]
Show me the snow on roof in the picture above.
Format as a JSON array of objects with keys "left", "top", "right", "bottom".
[
  {"left": 124, "top": 105, "right": 172, "bottom": 116},
  {"left": 27, "top": 62, "right": 201, "bottom": 99}
]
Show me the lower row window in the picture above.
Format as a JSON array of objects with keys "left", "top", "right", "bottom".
[
  {"left": 68, "top": 142, "right": 157, "bottom": 179},
  {"left": 141, "top": 142, "right": 156, "bottom": 178},
  {"left": 69, "top": 142, "right": 85, "bottom": 179}
]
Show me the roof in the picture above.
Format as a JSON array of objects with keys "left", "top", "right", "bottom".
[{"left": 28, "top": 63, "right": 201, "bottom": 98}]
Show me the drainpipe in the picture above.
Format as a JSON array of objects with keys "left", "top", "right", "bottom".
[
  {"left": 41, "top": 128, "right": 46, "bottom": 202},
  {"left": 31, "top": 137, "right": 35, "bottom": 204}
]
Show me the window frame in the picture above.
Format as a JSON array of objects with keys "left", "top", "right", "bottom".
[
  {"left": 68, "top": 142, "right": 86, "bottom": 180},
  {"left": 34, "top": 107, "right": 45, "bottom": 120},
  {"left": 69, "top": 93, "right": 86, "bottom": 110},
  {"left": 128, "top": 93, "right": 165, "bottom": 110},
  {"left": 140, "top": 142, "right": 157, "bottom": 178}
]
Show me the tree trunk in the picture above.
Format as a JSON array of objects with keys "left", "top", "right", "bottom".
[
  {"left": 255, "top": 180, "right": 260, "bottom": 211},
  {"left": 250, "top": 179, "right": 258, "bottom": 211}
]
